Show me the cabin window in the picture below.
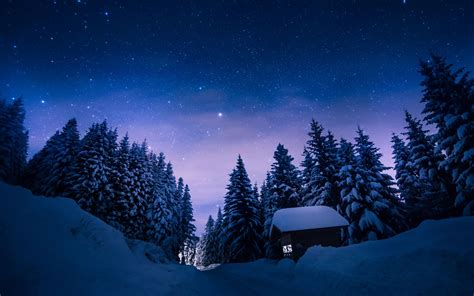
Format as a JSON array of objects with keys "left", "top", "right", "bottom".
[{"left": 282, "top": 244, "right": 293, "bottom": 256}]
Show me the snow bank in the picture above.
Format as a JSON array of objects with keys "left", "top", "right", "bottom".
[
  {"left": 296, "top": 217, "right": 474, "bottom": 295},
  {"left": 271, "top": 205, "right": 349, "bottom": 232},
  {"left": 1, "top": 182, "right": 472, "bottom": 295}
]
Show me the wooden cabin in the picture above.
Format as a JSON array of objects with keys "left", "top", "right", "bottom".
[{"left": 270, "top": 206, "right": 349, "bottom": 260}]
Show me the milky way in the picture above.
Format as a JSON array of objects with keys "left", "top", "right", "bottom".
[{"left": 1, "top": 0, "right": 473, "bottom": 233}]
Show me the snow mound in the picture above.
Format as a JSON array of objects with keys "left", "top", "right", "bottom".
[
  {"left": 271, "top": 205, "right": 349, "bottom": 232},
  {"left": 1, "top": 182, "right": 473, "bottom": 295},
  {"left": 296, "top": 217, "right": 474, "bottom": 295}
]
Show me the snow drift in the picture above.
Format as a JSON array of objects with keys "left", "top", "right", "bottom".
[{"left": 1, "top": 182, "right": 473, "bottom": 295}]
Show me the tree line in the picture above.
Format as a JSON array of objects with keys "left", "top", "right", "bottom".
[
  {"left": 196, "top": 55, "right": 474, "bottom": 266},
  {"left": 0, "top": 105, "right": 197, "bottom": 263}
]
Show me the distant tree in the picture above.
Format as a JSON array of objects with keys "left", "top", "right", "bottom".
[
  {"left": 222, "top": 155, "right": 262, "bottom": 263},
  {"left": 211, "top": 206, "right": 224, "bottom": 263},
  {"left": 201, "top": 215, "right": 215, "bottom": 266},
  {"left": 420, "top": 54, "right": 474, "bottom": 215}
]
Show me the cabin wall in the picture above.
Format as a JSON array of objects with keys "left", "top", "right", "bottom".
[
  {"left": 289, "top": 227, "right": 344, "bottom": 249},
  {"left": 278, "top": 226, "right": 345, "bottom": 260}
]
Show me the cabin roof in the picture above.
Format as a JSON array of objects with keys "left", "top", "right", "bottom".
[{"left": 271, "top": 206, "right": 349, "bottom": 233}]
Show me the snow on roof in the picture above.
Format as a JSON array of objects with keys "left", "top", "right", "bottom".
[{"left": 271, "top": 206, "right": 349, "bottom": 233}]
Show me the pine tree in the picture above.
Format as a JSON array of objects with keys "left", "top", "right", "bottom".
[
  {"left": 0, "top": 97, "right": 28, "bottom": 185},
  {"left": 175, "top": 177, "right": 185, "bottom": 247},
  {"left": 201, "top": 215, "right": 215, "bottom": 266},
  {"left": 420, "top": 55, "right": 474, "bottom": 215},
  {"left": 148, "top": 153, "right": 171, "bottom": 244},
  {"left": 109, "top": 134, "right": 134, "bottom": 234},
  {"left": 403, "top": 111, "right": 452, "bottom": 223},
  {"left": 260, "top": 173, "right": 280, "bottom": 258},
  {"left": 268, "top": 144, "right": 300, "bottom": 210},
  {"left": 164, "top": 162, "right": 181, "bottom": 258},
  {"left": 23, "top": 131, "right": 61, "bottom": 195},
  {"left": 211, "top": 207, "right": 224, "bottom": 263},
  {"left": 67, "top": 121, "right": 117, "bottom": 220},
  {"left": 338, "top": 128, "right": 405, "bottom": 244},
  {"left": 179, "top": 183, "right": 197, "bottom": 263},
  {"left": 391, "top": 134, "right": 413, "bottom": 204},
  {"left": 124, "top": 141, "right": 152, "bottom": 239},
  {"left": 299, "top": 148, "right": 313, "bottom": 204},
  {"left": 44, "top": 118, "right": 80, "bottom": 197},
  {"left": 222, "top": 155, "right": 262, "bottom": 263},
  {"left": 303, "top": 120, "right": 339, "bottom": 208}
]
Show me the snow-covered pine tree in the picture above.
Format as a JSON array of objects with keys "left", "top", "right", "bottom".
[
  {"left": 259, "top": 143, "right": 300, "bottom": 258},
  {"left": 179, "top": 183, "right": 197, "bottom": 263},
  {"left": 336, "top": 138, "right": 354, "bottom": 170},
  {"left": 148, "top": 152, "right": 168, "bottom": 244},
  {"left": 420, "top": 55, "right": 474, "bottom": 215},
  {"left": 23, "top": 131, "right": 61, "bottom": 195},
  {"left": 44, "top": 118, "right": 80, "bottom": 197},
  {"left": 175, "top": 177, "right": 185, "bottom": 248},
  {"left": 67, "top": 121, "right": 117, "bottom": 220},
  {"left": 0, "top": 97, "right": 28, "bottom": 185},
  {"left": 338, "top": 128, "right": 405, "bottom": 244},
  {"left": 335, "top": 138, "right": 355, "bottom": 239},
  {"left": 201, "top": 215, "right": 215, "bottom": 266},
  {"left": 299, "top": 147, "right": 313, "bottom": 205},
  {"left": 403, "top": 111, "right": 452, "bottom": 223},
  {"left": 254, "top": 182, "right": 265, "bottom": 245},
  {"left": 222, "top": 155, "right": 262, "bottom": 263},
  {"left": 124, "top": 141, "right": 152, "bottom": 239},
  {"left": 148, "top": 155, "right": 180, "bottom": 259},
  {"left": 391, "top": 134, "right": 413, "bottom": 204},
  {"left": 193, "top": 237, "right": 205, "bottom": 267},
  {"left": 182, "top": 237, "right": 198, "bottom": 265},
  {"left": 24, "top": 119, "right": 79, "bottom": 197},
  {"left": 210, "top": 206, "right": 224, "bottom": 263},
  {"left": 303, "top": 120, "right": 339, "bottom": 208},
  {"left": 108, "top": 134, "right": 134, "bottom": 234},
  {"left": 260, "top": 173, "right": 280, "bottom": 258},
  {"left": 268, "top": 144, "right": 300, "bottom": 209},
  {"left": 164, "top": 162, "right": 181, "bottom": 259}
]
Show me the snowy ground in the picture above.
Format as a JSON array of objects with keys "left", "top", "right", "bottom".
[{"left": 1, "top": 182, "right": 473, "bottom": 295}]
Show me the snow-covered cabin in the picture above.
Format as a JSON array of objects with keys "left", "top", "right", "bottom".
[{"left": 270, "top": 206, "right": 349, "bottom": 260}]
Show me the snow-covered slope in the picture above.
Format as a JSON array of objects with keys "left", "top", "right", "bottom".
[{"left": 1, "top": 182, "right": 473, "bottom": 295}]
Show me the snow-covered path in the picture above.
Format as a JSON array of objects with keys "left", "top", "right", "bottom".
[{"left": 1, "top": 182, "right": 473, "bottom": 295}]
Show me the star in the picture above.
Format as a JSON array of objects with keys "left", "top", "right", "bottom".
[
  {"left": 41, "top": 100, "right": 45, "bottom": 104},
  {"left": 218, "top": 112, "right": 223, "bottom": 117}
]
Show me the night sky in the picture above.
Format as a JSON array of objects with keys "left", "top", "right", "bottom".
[{"left": 1, "top": 0, "right": 473, "bottom": 233}]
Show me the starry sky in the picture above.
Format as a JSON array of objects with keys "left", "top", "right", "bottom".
[{"left": 1, "top": 0, "right": 473, "bottom": 233}]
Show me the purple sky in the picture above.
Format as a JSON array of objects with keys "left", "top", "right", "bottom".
[{"left": 22, "top": 87, "right": 425, "bottom": 233}]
